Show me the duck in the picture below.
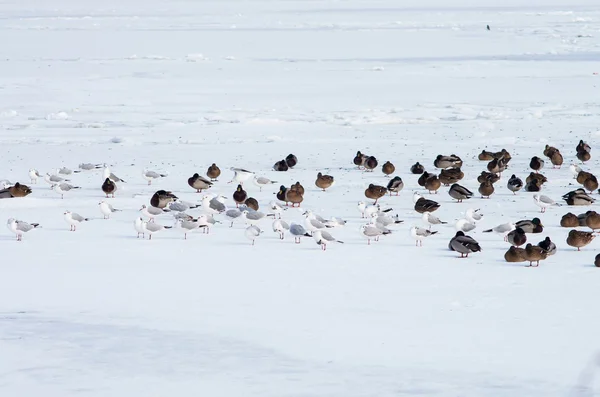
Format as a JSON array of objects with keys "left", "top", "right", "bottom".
[
  {"left": 550, "top": 150, "right": 563, "bottom": 168},
  {"left": 353, "top": 151, "right": 368, "bottom": 168},
  {"left": 576, "top": 170, "right": 594, "bottom": 185},
  {"left": 439, "top": 168, "right": 464, "bottom": 185},
  {"left": 364, "top": 156, "right": 378, "bottom": 172},
  {"left": 560, "top": 212, "right": 579, "bottom": 227},
  {"left": 434, "top": 154, "right": 462, "bottom": 169},
  {"left": 245, "top": 197, "right": 259, "bottom": 211},
  {"left": 506, "top": 227, "right": 527, "bottom": 247},
  {"left": 413, "top": 192, "right": 440, "bottom": 213},
  {"left": 563, "top": 188, "right": 587, "bottom": 200},
  {"left": 584, "top": 174, "right": 598, "bottom": 192},
  {"left": 504, "top": 246, "right": 526, "bottom": 262},
  {"left": 578, "top": 212, "right": 590, "bottom": 226},
  {"left": 424, "top": 174, "right": 441, "bottom": 194},
  {"left": 0, "top": 182, "right": 32, "bottom": 199},
  {"left": 543, "top": 145, "right": 558, "bottom": 158},
  {"left": 101, "top": 178, "right": 116, "bottom": 198},
  {"left": 233, "top": 184, "right": 247, "bottom": 206},
  {"left": 529, "top": 156, "right": 544, "bottom": 171},
  {"left": 285, "top": 154, "right": 298, "bottom": 168},
  {"left": 150, "top": 190, "right": 178, "bottom": 209},
  {"left": 315, "top": 172, "right": 335, "bottom": 191},
  {"left": 524, "top": 178, "right": 542, "bottom": 192},
  {"left": 486, "top": 158, "right": 506, "bottom": 175},
  {"left": 410, "top": 162, "right": 425, "bottom": 174},
  {"left": 479, "top": 181, "right": 495, "bottom": 199},
  {"left": 493, "top": 149, "right": 512, "bottom": 162},
  {"left": 477, "top": 171, "right": 500, "bottom": 184},
  {"left": 291, "top": 182, "right": 305, "bottom": 195},
  {"left": 273, "top": 160, "right": 289, "bottom": 172},
  {"left": 285, "top": 187, "right": 304, "bottom": 207},
  {"left": 567, "top": 229, "right": 596, "bottom": 251},
  {"left": 577, "top": 139, "right": 591, "bottom": 154},
  {"left": 276, "top": 185, "right": 288, "bottom": 204},
  {"left": 507, "top": 175, "right": 523, "bottom": 194},
  {"left": 584, "top": 210, "right": 600, "bottom": 230},
  {"left": 365, "top": 184, "right": 387, "bottom": 204},
  {"left": 448, "top": 183, "right": 473, "bottom": 203},
  {"left": 522, "top": 243, "right": 547, "bottom": 267},
  {"left": 417, "top": 171, "right": 431, "bottom": 187},
  {"left": 577, "top": 149, "right": 591, "bottom": 163},
  {"left": 478, "top": 150, "right": 495, "bottom": 161},
  {"left": 563, "top": 191, "right": 595, "bottom": 206},
  {"left": 188, "top": 173, "right": 213, "bottom": 193},
  {"left": 537, "top": 237, "right": 556, "bottom": 256},
  {"left": 526, "top": 172, "right": 547, "bottom": 185},
  {"left": 386, "top": 176, "right": 404, "bottom": 196},
  {"left": 206, "top": 163, "right": 221, "bottom": 181},
  {"left": 448, "top": 230, "right": 473, "bottom": 250},
  {"left": 449, "top": 232, "right": 481, "bottom": 258},
  {"left": 382, "top": 161, "right": 395, "bottom": 176},
  {"left": 595, "top": 254, "right": 600, "bottom": 267},
  {"left": 516, "top": 218, "right": 543, "bottom": 234}
]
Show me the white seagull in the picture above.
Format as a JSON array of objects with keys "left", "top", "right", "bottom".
[
  {"left": 7, "top": 218, "right": 40, "bottom": 241},
  {"left": 410, "top": 226, "right": 438, "bottom": 247},
  {"left": 52, "top": 182, "right": 80, "bottom": 199},
  {"left": 99, "top": 201, "right": 120, "bottom": 219},
  {"left": 29, "top": 169, "right": 41, "bottom": 184},
  {"left": 134, "top": 217, "right": 145, "bottom": 238},
  {"left": 272, "top": 219, "right": 290, "bottom": 239},
  {"left": 142, "top": 168, "right": 167, "bottom": 185},
  {"left": 230, "top": 167, "right": 255, "bottom": 185},
  {"left": 140, "top": 204, "right": 169, "bottom": 222},
  {"left": 533, "top": 194, "right": 559, "bottom": 213},
  {"left": 64, "top": 211, "right": 89, "bottom": 231},
  {"left": 142, "top": 221, "right": 171, "bottom": 240},
  {"left": 312, "top": 230, "right": 343, "bottom": 251},
  {"left": 245, "top": 225, "right": 262, "bottom": 245}
]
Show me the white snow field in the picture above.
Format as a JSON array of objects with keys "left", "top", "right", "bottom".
[{"left": 1, "top": 0, "right": 600, "bottom": 395}]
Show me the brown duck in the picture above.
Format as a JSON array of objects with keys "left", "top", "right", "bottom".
[
  {"left": 206, "top": 164, "right": 221, "bottom": 181},
  {"left": 424, "top": 174, "right": 441, "bottom": 194},
  {"left": 560, "top": 212, "right": 579, "bottom": 227},
  {"left": 477, "top": 171, "right": 500, "bottom": 184},
  {"left": 543, "top": 145, "right": 558, "bottom": 158},
  {"left": 291, "top": 182, "right": 305, "bottom": 195},
  {"left": 595, "top": 254, "right": 600, "bottom": 267},
  {"left": 584, "top": 174, "right": 598, "bottom": 192},
  {"left": 418, "top": 171, "right": 431, "bottom": 187},
  {"left": 478, "top": 180, "right": 495, "bottom": 199},
  {"left": 434, "top": 154, "right": 462, "bottom": 169},
  {"left": 245, "top": 197, "right": 259, "bottom": 211},
  {"left": 188, "top": 173, "right": 213, "bottom": 193},
  {"left": 567, "top": 229, "right": 595, "bottom": 251},
  {"left": 522, "top": 243, "right": 547, "bottom": 267},
  {"left": 414, "top": 193, "right": 440, "bottom": 213},
  {"left": 584, "top": 210, "right": 600, "bottom": 231},
  {"left": 526, "top": 172, "right": 547, "bottom": 185},
  {"left": 529, "top": 156, "right": 544, "bottom": 172},
  {"left": 525, "top": 178, "right": 542, "bottom": 192},
  {"left": 273, "top": 160, "right": 289, "bottom": 172},
  {"left": 382, "top": 161, "right": 395, "bottom": 176},
  {"left": 233, "top": 184, "right": 247, "bottom": 206},
  {"left": 0, "top": 182, "right": 32, "bottom": 199},
  {"left": 365, "top": 184, "right": 387, "bottom": 204},
  {"left": 102, "top": 178, "right": 116, "bottom": 198},
  {"left": 576, "top": 170, "right": 594, "bottom": 185},
  {"left": 576, "top": 140, "right": 591, "bottom": 163},
  {"left": 285, "top": 188, "right": 303, "bottom": 207},
  {"left": 478, "top": 150, "right": 494, "bottom": 161},
  {"left": 439, "top": 168, "right": 464, "bottom": 185},
  {"left": 285, "top": 154, "right": 298, "bottom": 168},
  {"left": 493, "top": 149, "right": 511, "bottom": 162},
  {"left": 364, "top": 156, "right": 378, "bottom": 172},
  {"left": 353, "top": 151, "right": 368, "bottom": 168},
  {"left": 550, "top": 151, "right": 563, "bottom": 168},
  {"left": 504, "top": 246, "right": 526, "bottom": 263},
  {"left": 315, "top": 172, "right": 334, "bottom": 191},
  {"left": 410, "top": 162, "right": 425, "bottom": 174},
  {"left": 486, "top": 158, "right": 506, "bottom": 175}
]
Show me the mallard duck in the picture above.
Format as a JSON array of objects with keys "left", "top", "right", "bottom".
[
  {"left": 478, "top": 150, "right": 494, "bottom": 161},
  {"left": 576, "top": 140, "right": 591, "bottom": 163},
  {"left": 487, "top": 158, "right": 506, "bottom": 174},
  {"left": 285, "top": 188, "right": 304, "bottom": 207},
  {"left": 584, "top": 210, "right": 600, "bottom": 230},
  {"left": 507, "top": 174, "right": 523, "bottom": 194},
  {"left": 525, "top": 178, "right": 542, "bottom": 192},
  {"left": 578, "top": 212, "right": 589, "bottom": 226},
  {"left": 273, "top": 160, "right": 289, "bottom": 172},
  {"left": 410, "top": 162, "right": 425, "bottom": 174},
  {"left": 584, "top": 174, "right": 598, "bottom": 192},
  {"left": 353, "top": 151, "right": 368, "bottom": 168},
  {"left": 577, "top": 150, "right": 591, "bottom": 163},
  {"left": 207, "top": 163, "right": 221, "bottom": 181},
  {"left": 245, "top": 197, "right": 259, "bottom": 211},
  {"left": 477, "top": 171, "right": 500, "bottom": 184},
  {"left": 479, "top": 181, "right": 495, "bottom": 199},
  {"left": 493, "top": 149, "right": 511, "bottom": 162},
  {"left": 285, "top": 154, "right": 298, "bottom": 168},
  {"left": 276, "top": 185, "right": 288, "bottom": 204},
  {"left": 516, "top": 218, "right": 543, "bottom": 234},
  {"left": 233, "top": 184, "right": 247, "bottom": 206},
  {"left": 0, "top": 182, "right": 32, "bottom": 199},
  {"left": 434, "top": 154, "right": 462, "bottom": 169},
  {"left": 563, "top": 191, "right": 595, "bottom": 206},
  {"left": 537, "top": 237, "right": 556, "bottom": 255},
  {"left": 567, "top": 229, "right": 596, "bottom": 251},
  {"left": 506, "top": 227, "right": 527, "bottom": 247},
  {"left": 576, "top": 170, "right": 594, "bottom": 185},
  {"left": 101, "top": 178, "right": 116, "bottom": 198},
  {"left": 364, "top": 156, "right": 378, "bottom": 172},
  {"left": 386, "top": 176, "right": 404, "bottom": 196},
  {"left": 418, "top": 171, "right": 431, "bottom": 187},
  {"left": 424, "top": 174, "right": 441, "bottom": 194},
  {"left": 365, "top": 184, "right": 387, "bottom": 204},
  {"left": 543, "top": 145, "right": 558, "bottom": 158},
  {"left": 529, "top": 156, "right": 544, "bottom": 172},
  {"left": 291, "top": 182, "right": 305, "bottom": 195},
  {"left": 150, "top": 190, "right": 178, "bottom": 208},
  {"left": 448, "top": 183, "right": 473, "bottom": 203},
  {"left": 504, "top": 246, "right": 526, "bottom": 262},
  {"left": 550, "top": 151, "right": 563, "bottom": 168},
  {"left": 413, "top": 192, "right": 440, "bottom": 213},
  {"left": 382, "top": 161, "right": 395, "bottom": 176},
  {"left": 595, "top": 254, "right": 600, "bottom": 267},
  {"left": 560, "top": 212, "right": 579, "bottom": 227},
  {"left": 577, "top": 139, "right": 591, "bottom": 154},
  {"left": 562, "top": 188, "right": 586, "bottom": 200},
  {"left": 315, "top": 172, "right": 334, "bottom": 191},
  {"left": 188, "top": 173, "right": 213, "bottom": 193},
  {"left": 449, "top": 232, "right": 481, "bottom": 258},
  {"left": 439, "top": 168, "right": 464, "bottom": 185},
  {"left": 522, "top": 243, "right": 547, "bottom": 266},
  {"left": 526, "top": 172, "right": 547, "bottom": 185}
]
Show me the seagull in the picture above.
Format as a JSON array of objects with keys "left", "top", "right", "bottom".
[
  {"left": 358, "top": 201, "right": 367, "bottom": 218},
  {"left": 242, "top": 210, "right": 267, "bottom": 225},
  {"left": 44, "top": 173, "right": 68, "bottom": 186},
  {"left": 422, "top": 211, "right": 447, "bottom": 230},
  {"left": 99, "top": 201, "right": 120, "bottom": 219},
  {"left": 201, "top": 195, "right": 225, "bottom": 215},
  {"left": 483, "top": 222, "right": 515, "bottom": 241},
  {"left": 7, "top": 218, "right": 40, "bottom": 241},
  {"left": 103, "top": 165, "right": 126, "bottom": 183},
  {"left": 303, "top": 211, "right": 332, "bottom": 232},
  {"left": 230, "top": 167, "right": 255, "bottom": 185},
  {"left": 533, "top": 194, "right": 559, "bottom": 213},
  {"left": 29, "top": 169, "right": 41, "bottom": 184},
  {"left": 57, "top": 167, "right": 80, "bottom": 175},
  {"left": 268, "top": 201, "right": 285, "bottom": 219},
  {"left": 142, "top": 169, "right": 167, "bottom": 185},
  {"left": 360, "top": 224, "right": 389, "bottom": 245},
  {"left": 225, "top": 208, "right": 243, "bottom": 227},
  {"left": 140, "top": 204, "right": 169, "bottom": 222},
  {"left": 288, "top": 223, "right": 311, "bottom": 243},
  {"left": 245, "top": 225, "right": 262, "bottom": 245},
  {"left": 51, "top": 182, "right": 80, "bottom": 199},
  {"left": 253, "top": 176, "right": 277, "bottom": 191},
  {"left": 312, "top": 230, "right": 343, "bottom": 251},
  {"left": 455, "top": 218, "right": 476, "bottom": 233},
  {"left": 174, "top": 218, "right": 201, "bottom": 239},
  {"left": 465, "top": 208, "right": 483, "bottom": 223},
  {"left": 196, "top": 214, "right": 218, "bottom": 234},
  {"left": 142, "top": 221, "right": 171, "bottom": 240},
  {"left": 410, "top": 226, "right": 438, "bottom": 247},
  {"left": 272, "top": 219, "right": 290, "bottom": 239},
  {"left": 173, "top": 212, "right": 194, "bottom": 221},
  {"left": 168, "top": 200, "right": 200, "bottom": 213},
  {"left": 64, "top": 211, "right": 89, "bottom": 231},
  {"left": 570, "top": 163, "right": 582, "bottom": 179},
  {"left": 79, "top": 163, "right": 102, "bottom": 171},
  {"left": 134, "top": 217, "right": 145, "bottom": 238},
  {"left": 325, "top": 217, "right": 348, "bottom": 228}
]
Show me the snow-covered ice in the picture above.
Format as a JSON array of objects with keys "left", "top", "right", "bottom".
[{"left": 1, "top": 0, "right": 600, "bottom": 395}]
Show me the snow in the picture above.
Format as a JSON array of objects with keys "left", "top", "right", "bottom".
[{"left": 1, "top": 0, "right": 600, "bottom": 395}]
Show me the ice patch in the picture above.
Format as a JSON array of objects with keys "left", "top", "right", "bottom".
[
  {"left": 45, "top": 112, "right": 69, "bottom": 120},
  {"left": 186, "top": 53, "right": 209, "bottom": 62},
  {"left": 0, "top": 109, "right": 18, "bottom": 118},
  {"left": 224, "top": 56, "right": 236, "bottom": 61},
  {"left": 372, "top": 66, "right": 385, "bottom": 71}
]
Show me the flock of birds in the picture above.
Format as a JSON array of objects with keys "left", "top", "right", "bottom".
[{"left": 2, "top": 140, "right": 600, "bottom": 265}]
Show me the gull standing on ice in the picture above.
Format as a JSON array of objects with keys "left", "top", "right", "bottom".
[
  {"left": 465, "top": 208, "right": 483, "bottom": 223},
  {"left": 142, "top": 169, "right": 167, "bottom": 185},
  {"left": 142, "top": 221, "right": 171, "bottom": 240},
  {"left": 57, "top": 167, "right": 80, "bottom": 175},
  {"left": 253, "top": 176, "right": 277, "bottom": 191},
  {"left": 422, "top": 211, "right": 447, "bottom": 230},
  {"left": 99, "top": 200, "right": 120, "bottom": 219},
  {"left": 230, "top": 167, "right": 255, "bottom": 185},
  {"left": 168, "top": 200, "right": 200, "bottom": 213},
  {"left": 29, "top": 169, "right": 41, "bottom": 184},
  {"left": 79, "top": 163, "right": 102, "bottom": 171},
  {"left": 268, "top": 201, "right": 285, "bottom": 219},
  {"left": 360, "top": 224, "right": 390, "bottom": 245},
  {"left": 242, "top": 210, "right": 267, "bottom": 225},
  {"left": 52, "top": 182, "right": 80, "bottom": 199},
  {"left": 7, "top": 218, "right": 40, "bottom": 241},
  {"left": 64, "top": 211, "right": 89, "bottom": 231},
  {"left": 312, "top": 230, "right": 343, "bottom": 251},
  {"left": 289, "top": 223, "right": 312, "bottom": 243},
  {"left": 44, "top": 173, "right": 68, "bottom": 187},
  {"left": 483, "top": 222, "right": 515, "bottom": 241},
  {"left": 245, "top": 225, "right": 262, "bottom": 245},
  {"left": 201, "top": 195, "right": 226, "bottom": 214},
  {"left": 455, "top": 218, "right": 476, "bottom": 233},
  {"left": 410, "top": 226, "right": 438, "bottom": 247},
  {"left": 174, "top": 218, "right": 201, "bottom": 239},
  {"left": 272, "top": 219, "right": 290, "bottom": 239},
  {"left": 196, "top": 214, "right": 218, "bottom": 234},
  {"left": 140, "top": 204, "right": 169, "bottom": 222},
  {"left": 533, "top": 194, "right": 559, "bottom": 213},
  {"left": 225, "top": 208, "right": 243, "bottom": 227},
  {"left": 134, "top": 217, "right": 145, "bottom": 238}
]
